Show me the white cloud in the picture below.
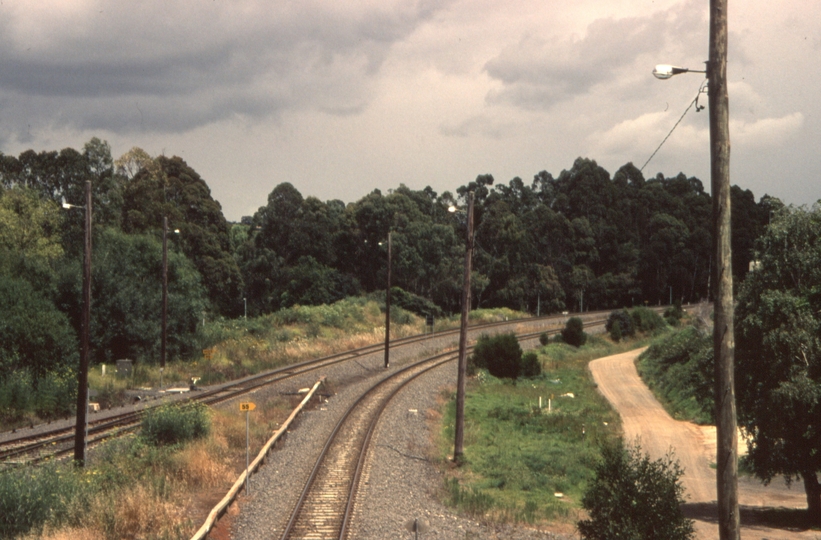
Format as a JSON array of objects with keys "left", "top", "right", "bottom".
[{"left": 731, "top": 113, "right": 804, "bottom": 149}]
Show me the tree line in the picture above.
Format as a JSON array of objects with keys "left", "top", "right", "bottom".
[{"left": 0, "top": 139, "right": 780, "bottom": 408}]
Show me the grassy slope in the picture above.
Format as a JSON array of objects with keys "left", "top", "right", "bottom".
[
  {"left": 3, "top": 302, "right": 528, "bottom": 539},
  {"left": 437, "top": 334, "right": 661, "bottom": 527}
]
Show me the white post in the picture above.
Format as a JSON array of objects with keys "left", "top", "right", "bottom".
[{"left": 245, "top": 410, "right": 250, "bottom": 494}]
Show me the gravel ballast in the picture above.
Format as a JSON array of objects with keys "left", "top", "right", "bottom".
[{"left": 226, "top": 322, "right": 576, "bottom": 540}]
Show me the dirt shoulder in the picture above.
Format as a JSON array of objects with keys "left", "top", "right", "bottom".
[{"left": 589, "top": 349, "right": 817, "bottom": 540}]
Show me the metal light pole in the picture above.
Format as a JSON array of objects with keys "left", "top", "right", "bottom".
[
  {"left": 384, "top": 232, "right": 391, "bottom": 369},
  {"left": 453, "top": 191, "right": 474, "bottom": 463},
  {"left": 653, "top": 2, "right": 737, "bottom": 535}
]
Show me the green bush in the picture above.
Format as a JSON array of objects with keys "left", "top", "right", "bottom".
[
  {"left": 0, "top": 464, "right": 84, "bottom": 538},
  {"left": 664, "top": 304, "right": 685, "bottom": 327},
  {"left": 520, "top": 352, "right": 542, "bottom": 378},
  {"left": 389, "top": 287, "right": 443, "bottom": 318},
  {"left": 470, "top": 333, "right": 523, "bottom": 379},
  {"left": 474, "top": 333, "right": 522, "bottom": 379},
  {"left": 631, "top": 306, "right": 666, "bottom": 334},
  {"left": 578, "top": 440, "right": 694, "bottom": 540},
  {"left": 32, "top": 368, "right": 76, "bottom": 419},
  {"left": 638, "top": 328, "right": 714, "bottom": 424},
  {"left": 140, "top": 402, "right": 211, "bottom": 446},
  {"left": 538, "top": 333, "right": 550, "bottom": 346},
  {"left": 606, "top": 310, "right": 634, "bottom": 340},
  {"left": 561, "top": 317, "right": 587, "bottom": 347},
  {"left": 0, "top": 369, "right": 32, "bottom": 422},
  {"left": 610, "top": 320, "right": 623, "bottom": 342}
]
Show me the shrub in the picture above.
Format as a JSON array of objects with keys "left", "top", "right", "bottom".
[
  {"left": 561, "top": 317, "right": 587, "bottom": 347},
  {"left": 578, "top": 440, "right": 694, "bottom": 540},
  {"left": 664, "top": 304, "right": 685, "bottom": 327},
  {"left": 470, "top": 333, "right": 523, "bottom": 379},
  {"left": 539, "top": 333, "right": 550, "bottom": 346},
  {"left": 0, "top": 369, "right": 32, "bottom": 421},
  {"left": 606, "top": 310, "right": 634, "bottom": 340},
  {"left": 32, "top": 368, "right": 76, "bottom": 419},
  {"left": 520, "top": 352, "right": 542, "bottom": 378},
  {"left": 610, "top": 320, "right": 623, "bottom": 342},
  {"left": 0, "top": 464, "right": 83, "bottom": 538},
  {"left": 631, "top": 306, "right": 666, "bottom": 334},
  {"left": 141, "top": 403, "right": 211, "bottom": 446},
  {"left": 389, "top": 287, "right": 443, "bottom": 318}
]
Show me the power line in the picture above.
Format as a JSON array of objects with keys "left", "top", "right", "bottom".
[{"left": 640, "top": 81, "right": 707, "bottom": 173}]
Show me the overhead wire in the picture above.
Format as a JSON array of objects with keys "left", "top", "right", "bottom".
[{"left": 640, "top": 80, "right": 708, "bottom": 173}]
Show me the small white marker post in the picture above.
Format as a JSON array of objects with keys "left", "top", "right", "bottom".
[{"left": 240, "top": 402, "right": 256, "bottom": 494}]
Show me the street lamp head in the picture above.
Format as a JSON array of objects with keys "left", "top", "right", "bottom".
[
  {"left": 653, "top": 64, "right": 707, "bottom": 80},
  {"left": 448, "top": 205, "right": 458, "bottom": 213},
  {"left": 653, "top": 64, "right": 686, "bottom": 79}
]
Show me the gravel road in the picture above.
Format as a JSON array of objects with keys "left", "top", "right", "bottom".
[{"left": 590, "top": 349, "right": 818, "bottom": 540}]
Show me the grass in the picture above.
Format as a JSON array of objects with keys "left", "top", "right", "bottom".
[
  {"left": 87, "top": 300, "right": 526, "bottom": 403},
  {"left": 3, "top": 391, "right": 297, "bottom": 540},
  {"left": 635, "top": 324, "right": 714, "bottom": 425},
  {"left": 437, "top": 332, "right": 666, "bottom": 528}
]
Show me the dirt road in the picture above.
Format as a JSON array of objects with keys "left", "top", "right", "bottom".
[{"left": 589, "top": 349, "right": 818, "bottom": 540}]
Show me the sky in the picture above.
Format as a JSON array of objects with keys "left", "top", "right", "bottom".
[{"left": 1, "top": 0, "right": 819, "bottom": 221}]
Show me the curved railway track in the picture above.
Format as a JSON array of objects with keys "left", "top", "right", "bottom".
[
  {"left": 278, "top": 349, "right": 456, "bottom": 540},
  {"left": 274, "top": 310, "right": 636, "bottom": 539},
  {"left": 0, "top": 308, "right": 640, "bottom": 465}
]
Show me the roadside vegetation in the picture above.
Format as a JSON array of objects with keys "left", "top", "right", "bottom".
[
  {"left": 1, "top": 297, "right": 425, "bottom": 429},
  {"left": 578, "top": 440, "right": 694, "bottom": 540},
  {"left": 438, "top": 311, "right": 672, "bottom": 529},
  {"left": 2, "top": 139, "right": 777, "bottom": 435},
  {"left": 0, "top": 304, "right": 524, "bottom": 539},
  {"left": 1, "top": 396, "right": 296, "bottom": 539},
  {"left": 636, "top": 326, "right": 714, "bottom": 424}
]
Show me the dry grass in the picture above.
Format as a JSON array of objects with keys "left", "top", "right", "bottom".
[{"left": 27, "top": 391, "right": 300, "bottom": 540}]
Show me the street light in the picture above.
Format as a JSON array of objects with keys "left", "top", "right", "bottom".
[
  {"left": 383, "top": 232, "right": 391, "bottom": 369},
  {"left": 63, "top": 181, "right": 92, "bottom": 467},
  {"left": 161, "top": 217, "right": 180, "bottom": 376},
  {"left": 654, "top": 3, "right": 737, "bottom": 536},
  {"left": 652, "top": 64, "right": 706, "bottom": 80},
  {"left": 450, "top": 191, "right": 474, "bottom": 463}
]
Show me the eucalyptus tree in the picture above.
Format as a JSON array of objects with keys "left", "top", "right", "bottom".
[{"left": 735, "top": 205, "right": 821, "bottom": 524}]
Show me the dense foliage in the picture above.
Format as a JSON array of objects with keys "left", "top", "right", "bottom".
[
  {"left": 606, "top": 310, "right": 633, "bottom": 341},
  {"left": 735, "top": 204, "right": 821, "bottom": 524},
  {"left": 578, "top": 440, "right": 694, "bottom": 540},
  {"left": 0, "top": 139, "right": 778, "bottom": 421},
  {"left": 561, "top": 317, "right": 588, "bottom": 347},
  {"left": 140, "top": 402, "right": 211, "bottom": 446},
  {"left": 637, "top": 327, "right": 714, "bottom": 424},
  {"left": 470, "top": 333, "right": 526, "bottom": 379}
]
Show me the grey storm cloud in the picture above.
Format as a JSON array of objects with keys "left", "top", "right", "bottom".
[
  {"left": 483, "top": 1, "right": 706, "bottom": 110},
  {"left": 0, "top": 0, "right": 447, "bottom": 137}
]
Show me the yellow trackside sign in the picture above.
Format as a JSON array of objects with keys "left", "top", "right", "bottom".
[{"left": 240, "top": 402, "right": 256, "bottom": 411}]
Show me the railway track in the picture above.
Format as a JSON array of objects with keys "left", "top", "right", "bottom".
[
  {"left": 273, "top": 313, "right": 630, "bottom": 539},
  {"left": 279, "top": 350, "right": 458, "bottom": 540},
  {"left": 0, "top": 308, "right": 633, "bottom": 465}
]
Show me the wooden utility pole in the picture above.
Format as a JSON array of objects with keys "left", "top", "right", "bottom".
[
  {"left": 74, "top": 180, "right": 92, "bottom": 466},
  {"left": 709, "top": 0, "right": 739, "bottom": 537},
  {"left": 453, "top": 191, "right": 474, "bottom": 462},
  {"left": 162, "top": 216, "right": 168, "bottom": 369}
]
